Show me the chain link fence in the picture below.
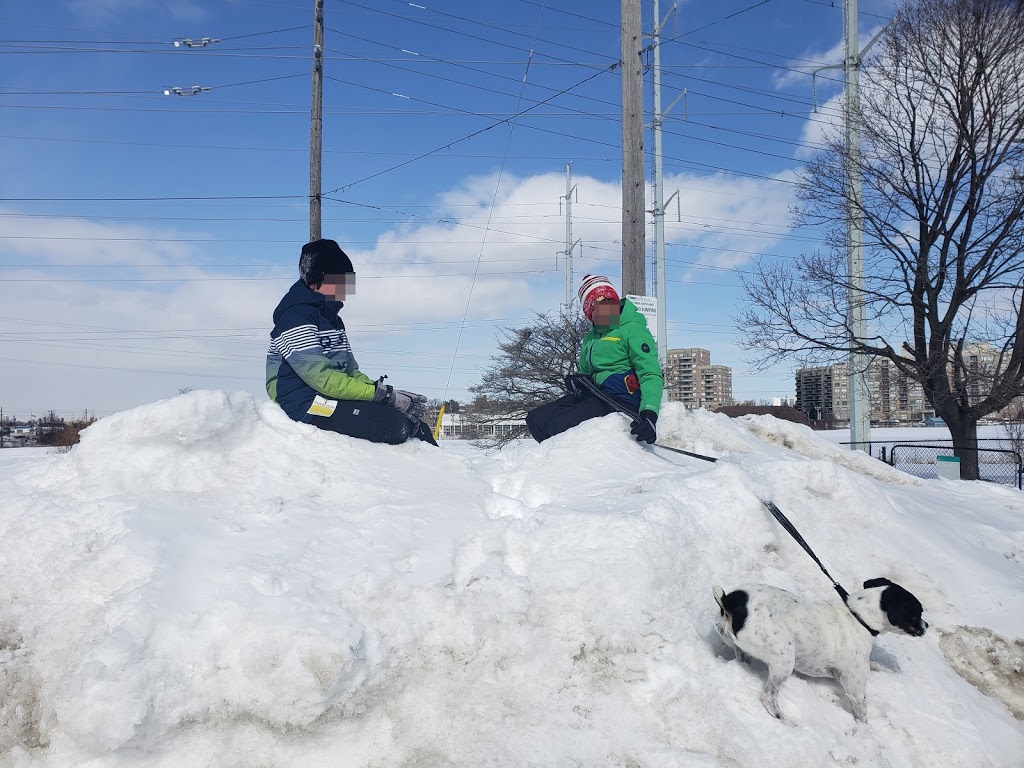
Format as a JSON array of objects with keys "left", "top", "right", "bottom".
[
  {"left": 888, "top": 444, "right": 1022, "bottom": 488},
  {"left": 840, "top": 439, "right": 1023, "bottom": 488}
]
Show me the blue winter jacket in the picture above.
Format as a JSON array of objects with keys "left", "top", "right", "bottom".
[{"left": 265, "top": 280, "right": 376, "bottom": 420}]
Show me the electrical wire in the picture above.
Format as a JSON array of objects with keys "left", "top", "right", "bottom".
[
  {"left": 321, "top": 61, "right": 617, "bottom": 193},
  {"left": 323, "top": 26, "right": 623, "bottom": 113},
  {"left": 323, "top": 32, "right": 835, "bottom": 166},
  {"left": 439, "top": 2, "right": 550, "bottom": 402},
  {"left": 337, "top": 0, "right": 610, "bottom": 66},
  {"left": 681, "top": 0, "right": 777, "bottom": 38}
]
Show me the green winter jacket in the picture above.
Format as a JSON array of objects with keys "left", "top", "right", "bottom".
[{"left": 578, "top": 298, "right": 664, "bottom": 415}]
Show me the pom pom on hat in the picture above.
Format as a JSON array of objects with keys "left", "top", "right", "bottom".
[{"left": 578, "top": 274, "right": 619, "bottom": 321}]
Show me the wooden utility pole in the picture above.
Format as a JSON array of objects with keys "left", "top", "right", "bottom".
[
  {"left": 620, "top": 0, "right": 646, "bottom": 296},
  {"left": 309, "top": 0, "right": 324, "bottom": 241}
]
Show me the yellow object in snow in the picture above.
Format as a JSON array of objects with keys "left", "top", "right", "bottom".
[{"left": 433, "top": 403, "right": 446, "bottom": 442}]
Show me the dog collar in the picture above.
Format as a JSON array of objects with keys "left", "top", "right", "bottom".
[{"left": 846, "top": 603, "right": 880, "bottom": 637}]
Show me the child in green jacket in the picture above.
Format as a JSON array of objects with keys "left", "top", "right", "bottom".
[{"left": 526, "top": 275, "right": 664, "bottom": 443}]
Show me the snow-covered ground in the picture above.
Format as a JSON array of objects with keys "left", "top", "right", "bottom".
[{"left": 1, "top": 391, "right": 1022, "bottom": 767}]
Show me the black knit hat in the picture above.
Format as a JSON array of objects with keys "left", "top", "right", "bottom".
[{"left": 299, "top": 239, "right": 354, "bottom": 287}]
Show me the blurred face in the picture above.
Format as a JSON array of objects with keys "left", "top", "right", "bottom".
[
  {"left": 317, "top": 273, "right": 356, "bottom": 300},
  {"left": 591, "top": 297, "right": 620, "bottom": 326}
]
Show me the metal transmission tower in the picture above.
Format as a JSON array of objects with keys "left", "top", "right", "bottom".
[
  {"left": 844, "top": 0, "right": 870, "bottom": 452},
  {"left": 811, "top": 1, "right": 888, "bottom": 453},
  {"left": 650, "top": 0, "right": 681, "bottom": 365},
  {"left": 309, "top": 0, "right": 324, "bottom": 241},
  {"left": 559, "top": 163, "right": 582, "bottom": 308},
  {"left": 620, "top": 0, "right": 646, "bottom": 296}
]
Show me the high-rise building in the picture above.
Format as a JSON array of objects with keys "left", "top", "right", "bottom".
[
  {"left": 795, "top": 365, "right": 850, "bottom": 422},
  {"left": 795, "top": 359, "right": 933, "bottom": 424},
  {"left": 665, "top": 348, "right": 733, "bottom": 409}
]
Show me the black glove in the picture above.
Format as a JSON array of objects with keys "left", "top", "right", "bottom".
[
  {"left": 373, "top": 378, "right": 427, "bottom": 422},
  {"left": 630, "top": 410, "right": 657, "bottom": 444},
  {"left": 372, "top": 377, "right": 393, "bottom": 404},
  {"left": 394, "top": 389, "right": 428, "bottom": 421}
]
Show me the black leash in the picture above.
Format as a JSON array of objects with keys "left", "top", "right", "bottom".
[
  {"left": 568, "top": 376, "right": 877, "bottom": 635},
  {"left": 573, "top": 376, "right": 718, "bottom": 463},
  {"left": 761, "top": 500, "right": 878, "bottom": 636}
]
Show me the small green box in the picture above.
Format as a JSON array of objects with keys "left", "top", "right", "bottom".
[{"left": 936, "top": 455, "right": 961, "bottom": 480}]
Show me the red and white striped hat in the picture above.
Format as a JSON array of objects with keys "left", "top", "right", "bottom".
[{"left": 578, "top": 274, "right": 619, "bottom": 321}]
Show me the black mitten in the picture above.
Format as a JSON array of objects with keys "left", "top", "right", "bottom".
[{"left": 630, "top": 410, "right": 657, "bottom": 444}]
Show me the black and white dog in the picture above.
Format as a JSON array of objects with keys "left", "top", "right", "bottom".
[{"left": 713, "top": 578, "right": 927, "bottom": 723}]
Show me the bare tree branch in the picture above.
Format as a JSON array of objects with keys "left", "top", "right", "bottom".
[{"left": 739, "top": 0, "right": 1024, "bottom": 478}]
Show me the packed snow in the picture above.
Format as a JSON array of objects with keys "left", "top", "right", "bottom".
[{"left": 1, "top": 390, "right": 1022, "bottom": 767}]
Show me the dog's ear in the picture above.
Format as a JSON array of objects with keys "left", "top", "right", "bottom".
[
  {"left": 878, "top": 582, "right": 927, "bottom": 636},
  {"left": 863, "top": 577, "right": 894, "bottom": 590},
  {"left": 713, "top": 585, "right": 726, "bottom": 611}
]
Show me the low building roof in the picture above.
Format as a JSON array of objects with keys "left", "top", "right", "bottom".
[{"left": 713, "top": 405, "right": 812, "bottom": 427}]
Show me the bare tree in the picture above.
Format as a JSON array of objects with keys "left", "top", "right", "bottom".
[
  {"left": 739, "top": 0, "right": 1024, "bottom": 479},
  {"left": 471, "top": 304, "right": 591, "bottom": 420},
  {"left": 34, "top": 411, "right": 67, "bottom": 447},
  {"left": 1001, "top": 399, "right": 1024, "bottom": 457}
]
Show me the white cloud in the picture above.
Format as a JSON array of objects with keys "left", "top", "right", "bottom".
[
  {"left": 771, "top": 37, "right": 846, "bottom": 91},
  {"left": 660, "top": 169, "right": 799, "bottom": 273},
  {"left": 796, "top": 90, "right": 844, "bottom": 160},
  {"left": 0, "top": 167, "right": 803, "bottom": 414}
]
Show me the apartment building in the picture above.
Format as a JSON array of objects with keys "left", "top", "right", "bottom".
[
  {"left": 794, "top": 364, "right": 850, "bottom": 422},
  {"left": 664, "top": 348, "right": 733, "bottom": 410},
  {"left": 795, "top": 359, "right": 932, "bottom": 424}
]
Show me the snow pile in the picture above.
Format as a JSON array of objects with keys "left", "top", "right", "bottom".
[
  {"left": 0, "top": 391, "right": 1022, "bottom": 767},
  {"left": 732, "top": 413, "right": 920, "bottom": 484}
]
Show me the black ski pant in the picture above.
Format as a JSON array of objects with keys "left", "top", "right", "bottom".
[
  {"left": 302, "top": 401, "right": 437, "bottom": 446},
  {"left": 525, "top": 392, "right": 615, "bottom": 443}
]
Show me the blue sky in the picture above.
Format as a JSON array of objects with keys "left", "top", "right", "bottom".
[{"left": 0, "top": 0, "right": 894, "bottom": 418}]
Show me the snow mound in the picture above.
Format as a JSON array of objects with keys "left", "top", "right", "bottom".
[
  {"left": 736, "top": 413, "right": 921, "bottom": 484},
  {"left": 0, "top": 390, "right": 1022, "bottom": 767}
]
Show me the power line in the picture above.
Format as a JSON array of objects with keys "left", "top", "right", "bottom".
[
  {"left": 323, "top": 26, "right": 622, "bottom": 113},
  {"left": 323, "top": 30, "right": 838, "bottom": 170},
  {"left": 679, "top": 0, "right": 777, "bottom": 38},
  {"left": 0, "top": 25, "right": 307, "bottom": 46},
  {"left": 323, "top": 47, "right": 619, "bottom": 126},
  {"left": 0, "top": 194, "right": 305, "bottom": 202},
  {"left": 0, "top": 72, "right": 306, "bottom": 96},
  {"left": 658, "top": 69, "right": 844, "bottom": 116},
  {"left": 0, "top": 270, "right": 562, "bottom": 283},
  {"left": 667, "top": 117, "right": 830, "bottom": 153},
  {"left": 511, "top": 0, "right": 617, "bottom": 29},
  {"left": 322, "top": 61, "right": 618, "bottom": 193},
  {"left": 662, "top": 37, "right": 845, "bottom": 85},
  {"left": 439, "top": 0, "right": 550, "bottom": 401},
  {"left": 0, "top": 314, "right": 539, "bottom": 334},
  {"left": 798, "top": 0, "right": 890, "bottom": 22},
  {"left": 512, "top": 120, "right": 800, "bottom": 185},
  {"left": 336, "top": 0, "right": 610, "bottom": 66},
  {"left": 0, "top": 134, "right": 620, "bottom": 161}
]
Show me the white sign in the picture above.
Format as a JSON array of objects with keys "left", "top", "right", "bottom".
[{"left": 625, "top": 294, "right": 658, "bottom": 343}]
